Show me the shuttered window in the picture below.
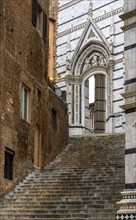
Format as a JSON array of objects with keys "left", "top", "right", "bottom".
[
  {"left": 32, "top": 0, "right": 37, "bottom": 27},
  {"left": 4, "top": 148, "right": 15, "bottom": 181},
  {"left": 43, "top": 12, "right": 48, "bottom": 40},
  {"left": 32, "top": 0, "right": 48, "bottom": 40}
]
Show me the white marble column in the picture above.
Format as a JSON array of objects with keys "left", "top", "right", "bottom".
[{"left": 116, "top": 1, "right": 136, "bottom": 219}]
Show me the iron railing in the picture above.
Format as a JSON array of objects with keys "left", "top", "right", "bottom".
[{"left": 48, "top": 80, "right": 66, "bottom": 102}]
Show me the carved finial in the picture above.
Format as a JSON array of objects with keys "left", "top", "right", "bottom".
[
  {"left": 110, "top": 12, "right": 114, "bottom": 34},
  {"left": 66, "top": 35, "right": 71, "bottom": 71},
  {"left": 66, "top": 34, "right": 71, "bottom": 51},
  {"left": 88, "top": 29, "right": 95, "bottom": 39},
  {"left": 110, "top": 11, "right": 115, "bottom": 44},
  {"left": 88, "top": 0, "right": 93, "bottom": 18},
  {"left": 109, "top": 39, "right": 114, "bottom": 60}
]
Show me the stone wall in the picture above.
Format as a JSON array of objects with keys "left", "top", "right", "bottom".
[
  {"left": 46, "top": 89, "right": 68, "bottom": 164},
  {"left": 0, "top": 0, "right": 68, "bottom": 196}
]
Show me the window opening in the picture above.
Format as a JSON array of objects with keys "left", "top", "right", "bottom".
[
  {"left": 32, "top": 0, "right": 48, "bottom": 40},
  {"left": 21, "top": 84, "right": 30, "bottom": 122},
  {"left": 51, "top": 109, "right": 57, "bottom": 128},
  {"left": 4, "top": 148, "right": 15, "bottom": 180}
]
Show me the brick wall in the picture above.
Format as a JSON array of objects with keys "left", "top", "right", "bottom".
[{"left": 0, "top": 0, "right": 68, "bottom": 196}]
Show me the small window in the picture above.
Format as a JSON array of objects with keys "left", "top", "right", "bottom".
[
  {"left": 21, "top": 84, "right": 30, "bottom": 122},
  {"left": 4, "top": 148, "right": 15, "bottom": 180},
  {"left": 32, "top": 0, "right": 48, "bottom": 40},
  {"left": 51, "top": 109, "right": 57, "bottom": 128},
  {"left": 37, "top": 4, "right": 43, "bottom": 35}
]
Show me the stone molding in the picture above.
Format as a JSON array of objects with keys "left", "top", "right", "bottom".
[
  {"left": 116, "top": 213, "right": 136, "bottom": 220},
  {"left": 95, "top": 7, "right": 123, "bottom": 23},
  {"left": 120, "top": 9, "right": 136, "bottom": 20},
  {"left": 81, "top": 65, "right": 107, "bottom": 79},
  {"left": 58, "top": 0, "right": 83, "bottom": 11},
  {"left": 116, "top": 191, "right": 136, "bottom": 218},
  {"left": 57, "top": 22, "right": 86, "bottom": 38},
  {"left": 66, "top": 75, "right": 81, "bottom": 84},
  {"left": 121, "top": 90, "right": 136, "bottom": 99},
  {"left": 57, "top": 7, "right": 123, "bottom": 38},
  {"left": 121, "top": 191, "right": 136, "bottom": 199},
  {"left": 120, "top": 102, "right": 136, "bottom": 110},
  {"left": 122, "top": 22, "right": 136, "bottom": 31}
]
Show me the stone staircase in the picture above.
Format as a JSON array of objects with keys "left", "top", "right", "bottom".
[{"left": 0, "top": 133, "right": 125, "bottom": 220}]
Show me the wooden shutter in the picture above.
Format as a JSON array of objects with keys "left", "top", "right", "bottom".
[
  {"left": 43, "top": 12, "right": 48, "bottom": 40},
  {"left": 32, "top": 0, "right": 37, "bottom": 27}
]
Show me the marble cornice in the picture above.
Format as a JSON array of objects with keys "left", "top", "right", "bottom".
[
  {"left": 120, "top": 102, "right": 136, "bottom": 110},
  {"left": 57, "top": 22, "right": 86, "bottom": 38},
  {"left": 120, "top": 9, "right": 136, "bottom": 21},
  {"left": 121, "top": 22, "right": 136, "bottom": 31},
  {"left": 94, "top": 7, "right": 123, "bottom": 22},
  {"left": 116, "top": 190, "right": 136, "bottom": 214},
  {"left": 115, "top": 58, "right": 124, "bottom": 64},
  {"left": 57, "top": 7, "right": 123, "bottom": 38},
  {"left": 121, "top": 190, "right": 136, "bottom": 199},
  {"left": 121, "top": 90, "right": 136, "bottom": 99},
  {"left": 58, "top": 0, "right": 83, "bottom": 11}
]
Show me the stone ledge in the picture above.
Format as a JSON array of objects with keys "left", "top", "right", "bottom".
[
  {"left": 121, "top": 90, "right": 136, "bottom": 99},
  {"left": 120, "top": 9, "right": 136, "bottom": 20},
  {"left": 120, "top": 102, "right": 136, "bottom": 110},
  {"left": 121, "top": 22, "right": 136, "bottom": 31}
]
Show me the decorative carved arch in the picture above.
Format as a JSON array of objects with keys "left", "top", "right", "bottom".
[
  {"left": 71, "top": 40, "right": 110, "bottom": 75},
  {"left": 67, "top": 39, "right": 114, "bottom": 135}
]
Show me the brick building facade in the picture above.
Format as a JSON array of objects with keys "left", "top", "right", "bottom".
[{"left": 0, "top": 0, "right": 68, "bottom": 196}]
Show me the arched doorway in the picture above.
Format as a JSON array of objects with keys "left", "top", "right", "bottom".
[{"left": 67, "top": 42, "right": 112, "bottom": 136}]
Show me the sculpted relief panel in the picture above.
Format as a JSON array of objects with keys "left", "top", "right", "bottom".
[
  {"left": 73, "top": 43, "right": 110, "bottom": 76},
  {"left": 83, "top": 53, "right": 107, "bottom": 72}
]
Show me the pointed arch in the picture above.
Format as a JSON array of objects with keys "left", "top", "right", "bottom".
[
  {"left": 67, "top": 40, "right": 113, "bottom": 135},
  {"left": 65, "top": 14, "right": 115, "bottom": 136},
  {"left": 72, "top": 40, "right": 110, "bottom": 76}
]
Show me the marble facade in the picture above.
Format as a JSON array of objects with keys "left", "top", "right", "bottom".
[
  {"left": 56, "top": 0, "right": 125, "bottom": 135},
  {"left": 116, "top": 1, "right": 136, "bottom": 219}
]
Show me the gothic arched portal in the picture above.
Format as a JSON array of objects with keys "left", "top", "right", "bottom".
[{"left": 66, "top": 41, "right": 113, "bottom": 136}]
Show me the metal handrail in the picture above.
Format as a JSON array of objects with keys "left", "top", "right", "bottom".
[{"left": 48, "top": 80, "right": 66, "bottom": 101}]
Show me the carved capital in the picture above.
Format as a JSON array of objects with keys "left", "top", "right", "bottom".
[
  {"left": 107, "top": 60, "right": 115, "bottom": 74},
  {"left": 66, "top": 75, "right": 81, "bottom": 84}
]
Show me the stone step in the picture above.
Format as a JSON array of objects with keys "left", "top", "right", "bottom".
[
  {"left": 0, "top": 212, "right": 114, "bottom": 219},
  {"left": 0, "top": 134, "right": 125, "bottom": 220}
]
